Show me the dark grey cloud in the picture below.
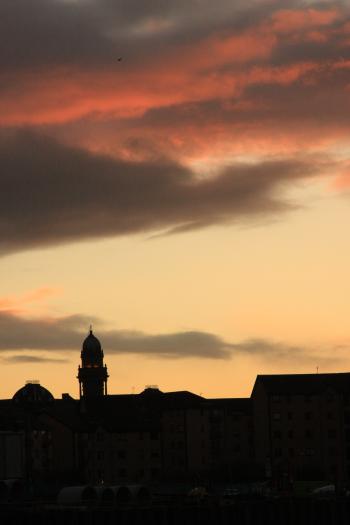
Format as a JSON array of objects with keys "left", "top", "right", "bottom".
[
  {"left": 232, "top": 339, "right": 310, "bottom": 360},
  {"left": 0, "top": 0, "right": 273, "bottom": 70},
  {"left": 0, "top": 131, "right": 328, "bottom": 256},
  {"left": 0, "top": 0, "right": 110, "bottom": 70},
  {"left": 2, "top": 0, "right": 343, "bottom": 74},
  {"left": 2, "top": 355, "right": 68, "bottom": 364},
  {"left": 232, "top": 338, "right": 345, "bottom": 367},
  {"left": 0, "top": 312, "right": 89, "bottom": 350},
  {"left": 0, "top": 311, "right": 231, "bottom": 359},
  {"left": 0, "top": 311, "right": 346, "bottom": 366}
]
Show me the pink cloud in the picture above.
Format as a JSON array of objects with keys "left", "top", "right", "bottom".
[
  {"left": 0, "top": 288, "right": 61, "bottom": 315},
  {"left": 271, "top": 8, "right": 340, "bottom": 34},
  {"left": 0, "top": 3, "right": 349, "bottom": 179},
  {"left": 1, "top": 5, "right": 344, "bottom": 127}
]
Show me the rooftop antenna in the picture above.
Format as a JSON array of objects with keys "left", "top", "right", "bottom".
[
  {"left": 316, "top": 366, "right": 319, "bottom": 374},
  {"left": 89, "top": 324, "right": 93, "bottom": 334}
]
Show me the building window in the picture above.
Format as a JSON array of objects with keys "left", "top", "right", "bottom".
[
  {"left": 272, "top": 395, "right": 281, "bottom": 403},
  {"left": 328, "top": 429, "right": 336, "bottom": 439},
  {"left": 289, "top": 448, "right": 294, "bottom": 458},
  {"left": 305, "top": 412, "right": 312, "bottom": 421},
  {"left": 118, "top": 450, "right": 126, "bottom": 459},
  {"left": 288, "top": 429, "right": 294, "bottom": 439},
  {"left": 273, "top": 430, "right": 282, "bottom": 439},
  {"left": 118, "top": 468, "right": 127, "bottom": 478},
  {"left": 305, "top": 429, "right": 313, "bottom": 439},
  {"left": 274, "top": 448, "right": 282, "bottom": 458},
  {"left": 150, "top": 431, "right": 159, "bottom": 440},
  {"left": 273, "top": 413, "right": 281, "bottom": 421},
  {"left": 287, "top": 412, "right": 293, "bottom": 421}
]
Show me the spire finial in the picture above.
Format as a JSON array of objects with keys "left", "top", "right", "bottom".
[{"left": 89, "top": 324, "right": 93, "bottom": 335}]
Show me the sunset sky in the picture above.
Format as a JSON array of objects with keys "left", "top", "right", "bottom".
[{"left": 1, "top": 0, "right": 350, "bottom": 399}]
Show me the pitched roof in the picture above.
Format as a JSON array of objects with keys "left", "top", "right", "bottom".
[
  {"left": 161, "top": 391, "right": 204, "bottom": 409},
  {"left": 252, "top": 372, "right": 350, "bottom": 396}
]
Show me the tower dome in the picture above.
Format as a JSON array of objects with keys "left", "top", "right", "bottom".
[
  {"left": 13, "top": 382, "right": 54, "bottom": 405},
  {"left": 81, "top": 329, "right": 103, "bottom": 367}
]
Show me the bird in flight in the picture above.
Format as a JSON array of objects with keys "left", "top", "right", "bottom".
[{"left": 117, "top": 57, "right": 122, "bottom": 62}]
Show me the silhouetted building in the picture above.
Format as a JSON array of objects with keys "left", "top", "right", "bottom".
[
  {"left": 77, "top": 329, "right": 108, "bottom": 398},
  {"left": 252, "top": 373, "right": 350, "bottom": 486},
  {"left": 2, "top": 332, "right": 350, "bottom": 491}
]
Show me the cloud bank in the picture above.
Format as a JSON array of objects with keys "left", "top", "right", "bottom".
[
  {"left": 0, "top": 311, "right": 231, "bottom": 359},
  {"left": 0, "top": 0, "right": 349, "bottom": 255},
  {"left": 0, "top": 311, "right": 345, "bottom": 367},
  {"left": 0, "top": 131, "right": 328, "bottom": 255}
]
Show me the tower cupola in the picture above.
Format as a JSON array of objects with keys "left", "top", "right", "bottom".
[
  {"left": 81, "top": 329, "right": 104, "bottom": 367},
  {"left": 77, "top": 329, "right": 108, "bottom": 398}
]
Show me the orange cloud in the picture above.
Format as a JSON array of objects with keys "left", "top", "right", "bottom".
[
  {"left": 0, "top": 288, "right": 61, "bottom": 315},
  {"left": 2, "top": 6, "right": 338, "bottom": 127},
  {"left": 0, "top": 4, "right": 349, "bottom": 171},
  {"left": 332, "top": 165, "right": 350, "bottom": 189},
  {"left": 271, "top": 8, "right": 340, "bottom": 34},
  {"left": 0, "top": 57, "right": 323, "bottom": 128}
]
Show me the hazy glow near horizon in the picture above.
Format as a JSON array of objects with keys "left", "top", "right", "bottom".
[{"left": 1, "top": 0, "right": 350, "bottom": 399}]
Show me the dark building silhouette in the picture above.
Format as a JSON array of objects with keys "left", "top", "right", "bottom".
[
  {"left": 252, "top": 373, "right": 350, "bottom": 485},
  {"left": 1, "top": 331, "right": 350, "bottom": 491},
  {"left": 77, "top": 329, "right": 108, "bottom": 398}
]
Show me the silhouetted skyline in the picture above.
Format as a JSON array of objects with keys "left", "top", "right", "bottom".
[{"left": 1, "top": 0, "right": 350, "bottom": 399}]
